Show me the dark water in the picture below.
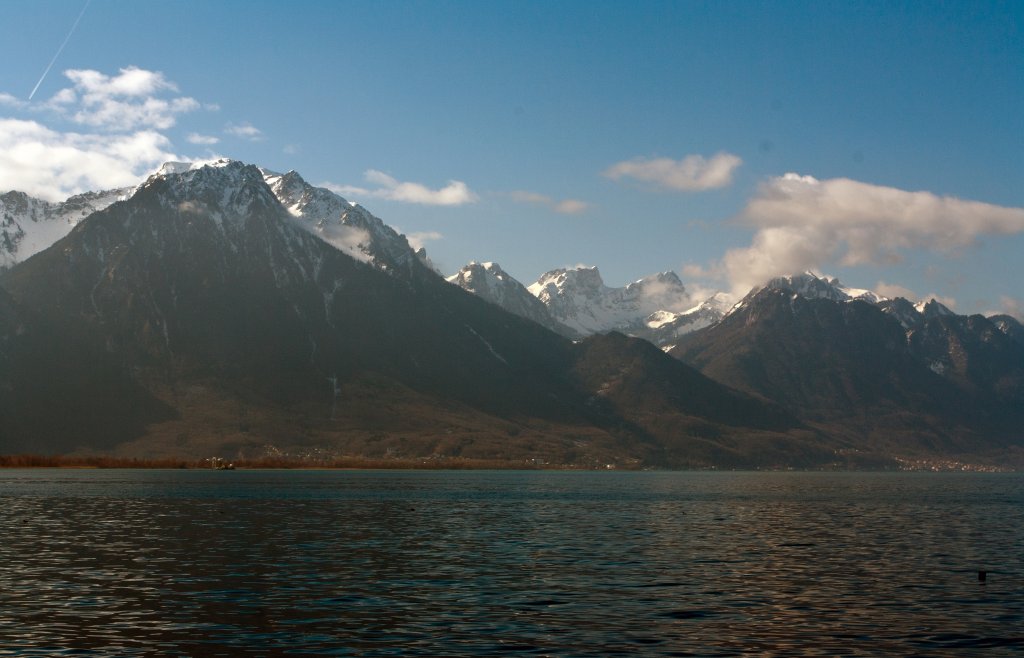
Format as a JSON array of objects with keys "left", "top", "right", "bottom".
[{"left": 1, "top": 470, "right": 1022, "bottom": 656}]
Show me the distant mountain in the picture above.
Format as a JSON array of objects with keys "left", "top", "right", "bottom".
[
  {"left": 447, "top": 261, "right": 576, "bottom": 338},
  {"left": 639, "top": 293, "right": 733, "bottom": 349},
  {"left": 1, "top": 187, "right": 131, "bottom": 269},
  {"left": 671, "top": 272, "right": 1024, "bottom": 463},
  {"left": 528, "top": 267, "right": 694, "bottom": 336},
  {"left": 449, "top": 263, "right": 728, "bottom": 347},
  {"left": 0, "top": 160, "right": 805, "bottom": 468}
]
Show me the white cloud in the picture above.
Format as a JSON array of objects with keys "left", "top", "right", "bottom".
[
  {"left": 874, "top": 281, "right": 918, "bottom": 301},
  {"left": 327, "top": 170, "right": 478, "bottom": 206},
  {"left": 681, "top": 262, "right": 720, "bottom": 279},
  {"left": 0, "top": 66, "right": 228, "bottom": 200},
  {"left": 716, "top": 173, "right": 1024, "bottom": 296},
  {"left": 873, "top": 281, "right": 957, "bottom": 308},
  {"left": 0, "top": 118, "right": 177, "bottom": 200},
  {"left": 186, "top": 132, "right": 219, "bottom": 145},
  {"left": 316, "top": 224, "right": 373, "bottom": 263},
  {"left": 510, "top": 190, "right": 589, "bottom": 215},
  {"left": 405, "top": 230, "right": 443, "bottom": 251},
  {"left": 66, "top": 66, "right": 175, "bottom": 97},
  {"left": 0, "top": 93, "right": 27, "bottom": 109},
  {"left": 43, "top": 66, "right": 200, "bottom": 131},
  {"left": 225, "top": 122, "right": 264, "bottom": 141},
  {"left": 604, "top": 152, "right": 742, "bottom": 191},
  {"left": 636, "top": 276, "right": 693, "bottom": 313}
]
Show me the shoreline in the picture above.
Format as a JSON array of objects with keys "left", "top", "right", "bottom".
[{"left": 0, "top": 455, "right": 1013, "bottom": 473}]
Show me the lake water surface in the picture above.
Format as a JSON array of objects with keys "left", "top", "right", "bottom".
[{"left": 1, "top": 469, "right": 1021, "bottom": 656}]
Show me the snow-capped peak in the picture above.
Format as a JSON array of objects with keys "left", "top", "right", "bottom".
[
  {"left": 3, "top": 158, "right": 434, "bottom": 281},
  {"left": 529, "top": 266, "right": 606, "bottom": 299},
  {"left": 447, "top": 261, "right": 571, "bottom": 336},
  {"left": 683, "top": 292, "right": 734, "bottom": 316},
  {"left": 258, "top": 168, "right": 425, "bottom": 273},
  {"left": 641, "top": 292, "right": 731, "bottom": 341},
  {"left": 878, "top": 297, "right": 922, "bottom": 329},
  {"left": 527, "top": 265, "right": 693, "bottom": 336},
  {"left": 758, "top": 271, "right": 883, "bottom": 304},
  {"left": 915, "top": 299, "right": 955, "bottom": 319},
  {"left": 139, "top": 160, "right": 280, "bottom": 222},
  {"left": 447, "top": 261, "right": 515, "bottom": 286}
]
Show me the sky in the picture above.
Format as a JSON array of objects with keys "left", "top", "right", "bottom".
[{"left": 1, "top": 0, "right": 1021, "bottom": 316}]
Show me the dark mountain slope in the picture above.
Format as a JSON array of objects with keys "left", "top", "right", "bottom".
[
  {"left": 571, "top": 332, "right": 831, "bottom": 467},
  {"left": 672, "top": 287, "right": 1024, "bottom": 461},
  {"left": 0, "top": 287, "right": 174, "bottom": 453}
]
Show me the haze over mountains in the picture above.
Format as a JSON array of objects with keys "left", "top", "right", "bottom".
[{"left": 1, "top": 160, "right": 1022, "bottom": 468}]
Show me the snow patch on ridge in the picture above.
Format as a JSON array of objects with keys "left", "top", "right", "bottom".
[
  {"left": 1, "top": 187, "right": 133, "bottom": 268},
  {"left": 260, "top": 168, "right": 422, "bottom": 271}
]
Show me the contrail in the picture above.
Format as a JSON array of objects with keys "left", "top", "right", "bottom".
[{"left": 28, "top": 0, "right": 92, "bottom": 101}]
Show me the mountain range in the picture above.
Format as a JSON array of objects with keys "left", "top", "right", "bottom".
[
  {"left": 448, "top": 262, "right": 732, "bottom": 348},
  {"left": 1, "top": 160, "right": 1021, "bottom": 468}
]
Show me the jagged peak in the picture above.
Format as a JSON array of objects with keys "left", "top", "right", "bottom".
[
  {"left": 530, "top": 266, "right": 605, "bottom": 294},
  {"left": 877, "top": 297, "right": 923, "bottom": 329},
  {"left": 916, "top": 299, "right": 955, "bottom": 319},
  {"left": 684, "top": 292, "right": 734, "bottom": 316},
  {"left": 146, "top": 159, "right": 257, "bottom": 187},
  {"left": 754, "top": 271, "right": 883, "bottom": 305},
  {"left": 256, "top": 165, "right": 422, "bottom": 272},
  {"left": 139, "top": 160, "right": 275, "bottom": 212},
  {"left": 634, "top": 270, "right": 684, "bottom": 287},
  {"left": 154, "top": 158, "right": 238, "bottom": 177},
  {"left": 448, "top": 262, "right": 529, "bottom": 292},
  {"left": 450, "top": 260, "right": 511, "bottom": 279}
]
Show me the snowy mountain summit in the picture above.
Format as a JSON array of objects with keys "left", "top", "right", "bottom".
[
  {"left": 760, "top": 272, "right": 882, "bottom": 304},
  {"left": 1, "top": 158, "right": 431, "bottom": 282},
  {"left": 261, "top": 167, "right": 429, "bottom": 274},
  {"left": 147, "top": 159, "right": 429, "bottom": 276},
  {"left": 527, "top": 267, "right": 693, "bottom": 335},
  {"left": 447, "top": 262, "right": 572, "bottom": 336}
]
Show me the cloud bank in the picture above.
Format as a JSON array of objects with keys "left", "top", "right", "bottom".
[
  {"left": 717, "top": 173, "right": 1024, "bottom": 295},
  {"left": 328, "top": 170, "right": 478, "bottom": 206},
  {"left": 0, "top": 118, "right": 176, "bottom": 200},
  {"left": 0, "top": 67, "right": 214, "bottom": 200},
  {"left": 604, "top": 152, "right": 742, "bottom": 191}
]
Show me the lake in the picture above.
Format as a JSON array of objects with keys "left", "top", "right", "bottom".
[{"left": 1, "top": 469, "right": 1021, "bottom": 656}]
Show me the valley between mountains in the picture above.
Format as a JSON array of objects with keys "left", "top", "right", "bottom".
[{"left": 2, "top": 160, "right": 1022, "bottom": 469}]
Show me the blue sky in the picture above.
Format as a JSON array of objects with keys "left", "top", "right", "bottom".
[{"left": 1, "top": 0, "right": 1021, "bottom": 315}]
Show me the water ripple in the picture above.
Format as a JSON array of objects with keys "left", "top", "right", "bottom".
[{"left": 0, "top": 470, "right": 1021, "bottom": 655}]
